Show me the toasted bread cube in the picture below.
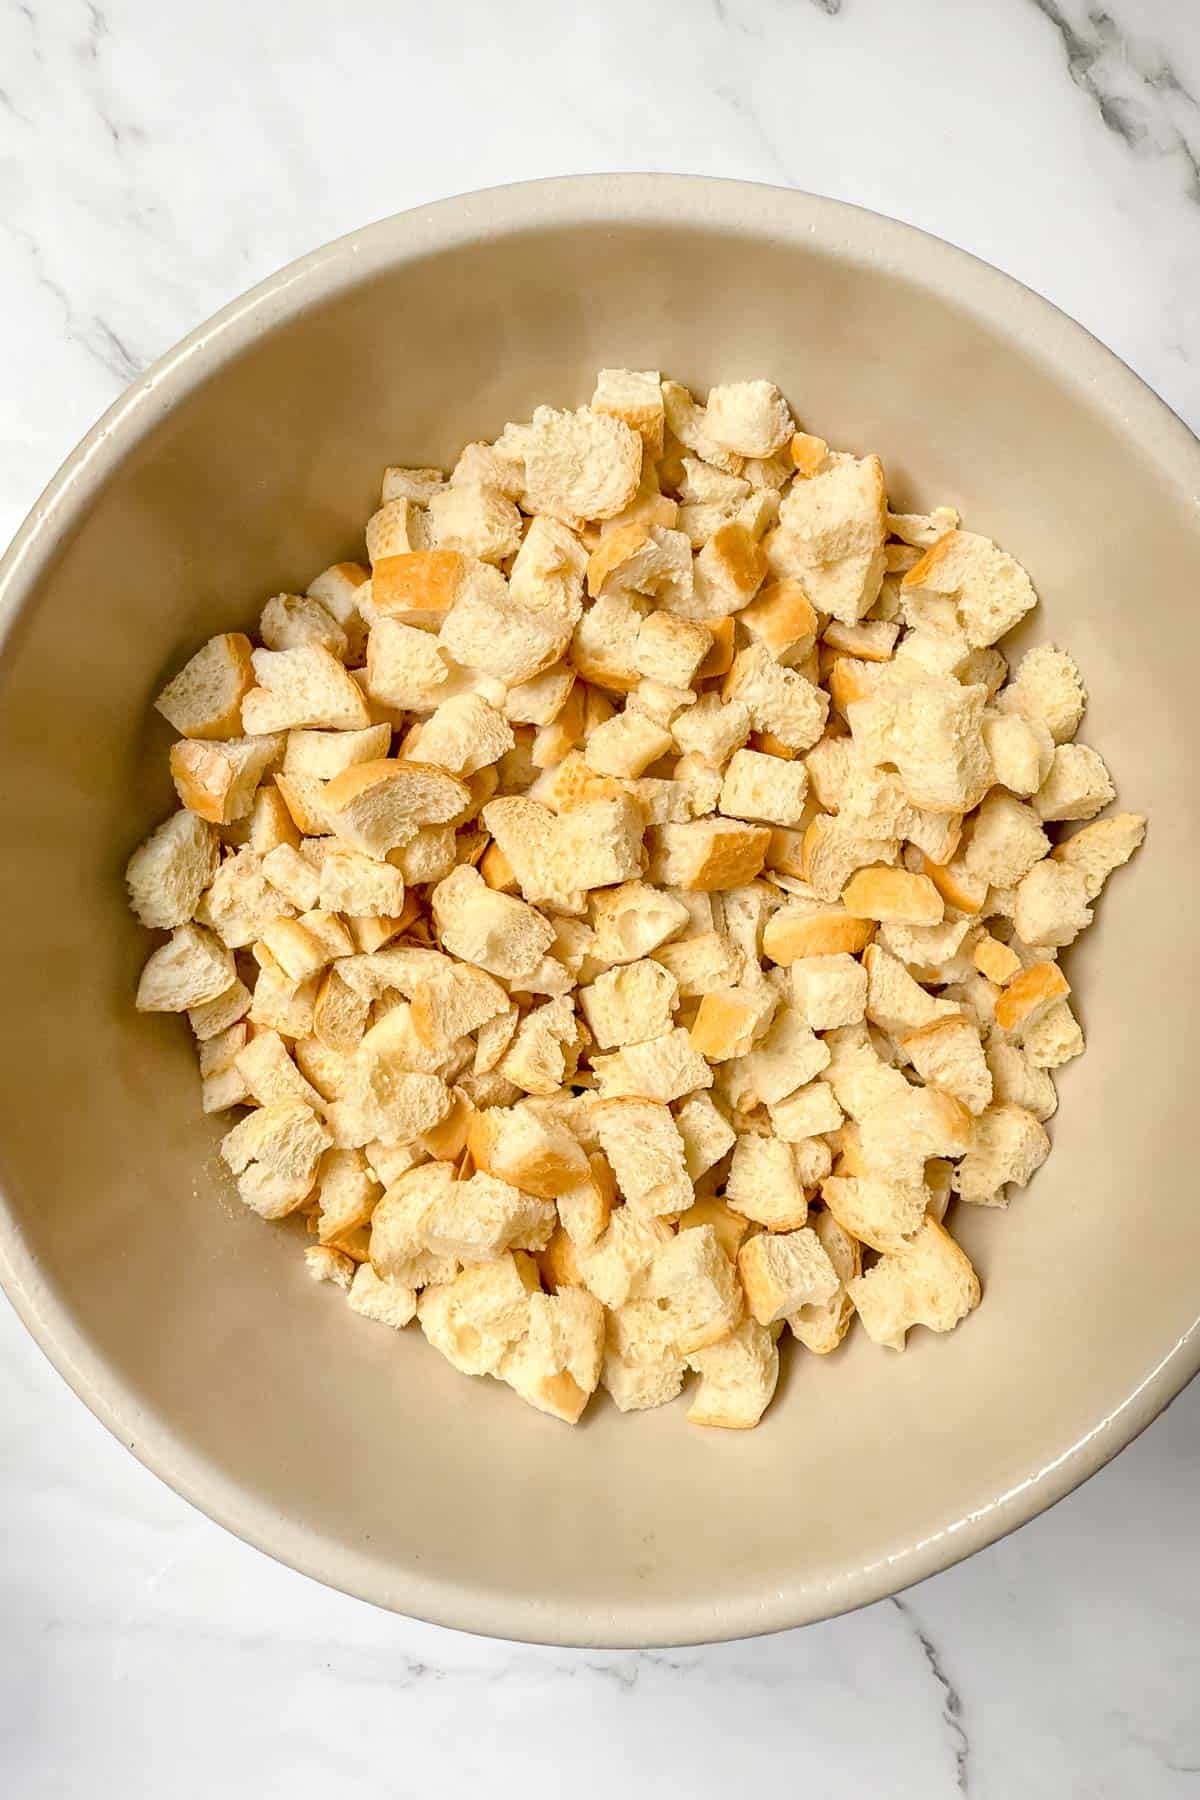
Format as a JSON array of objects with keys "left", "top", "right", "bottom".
[
  {"left": 409, "top": 693, "right": 514, "bottom": 779},
  {"left": 368, "top": 1161, "right": 456, "bottom": 1275},
  {"left": 788, "top": 952, "right": 867, "bottom": 1029},
  {"left": 522, "top": 404, "right": 643, "bottom": 524},
  {"left": 468, "top": 1105, "right": 588, "bottom": 1199},
  {"left": 451, "top": 442, "right": 523, "bottom": 497},
  {"left": 247, "top": 965, "right": 319, "bottom": 1038},
  {"left": 303, "top": 1244, "right": 355, "bottom": 1289},
  {"left": 768, "top": 1079, "right": 843, "bottom": 1142},
  {"left": 426, "top": 483, "right": 522, "bottom": 564},
  {"left": 954, "top": 1103, "right": 1050, "bottom": 1206},
  {"left": 964, "top": 792, "right": 1050, "bottom": 890},
  {"left": 241, "top": 645, "right": 371, "bottom": 734},
  {"left": 591, "top": 1099, "right": 692, "bottom": 1217},
  {"left": 685, "top": 1318, "right": 779, "bottom": 1430},
  {"left": 862, "top": 943, "right": 958, "bottom": 1039},
  {"left": 848, "top": 674, "right": 991, "bottom": 815},
  {"left": 346, "top": 1262, "right": 418, "bottom": 1330},
  {"left": 579, "top": 959, "right": 678, "bottom": 1049},
  {"left": 848, "top": 1217, "right": 980, "bottom": 1350},
  {"left": 591, "top": 1027, "right": 713, "bottom": 1103},
  {"left": 737, "top": 579, "right": 819, "bottom": 667},
  {"left": 556, "top": 1153, "right": 617, "bottom": 1250},
  {"left": 672, "top": 693, "right": 752, "bottom": 768},
  {"left": 997, "top": 643, "right": 1086, "bottom": 743},
  {"left": 648, "top": 819, "right": 770, "bottom": 892},
  {"left": 901, "top": 1014, "right": 992, "bottom": 1115},
  {"left": 498, "top": 997, "right": 585, "bottom": 1096},
  {"left": 591, "top": 367, "right": 665, "bottom": 454},
  {"left": 260, "top": 593, "right": 347, "bottom": 660},
  {"left": 858, "top": 1082, "right": 971, "bottom": 1186},
  {"left": 673, "top": 1094, "right": 737, "bottom": 1182},
  {"left": 189, "top": 978, "right": 253, "bottom": 1041},
  {"left": 788, "top": 1209, "right": 859, "bottom": 1355},
  {"left": 314, "top": 1146, "right": 381, "bottom": 1244},
  {"left": 821, "top": 1172, "right": 928, "bottom": 1254},
  {"left": 725, "top": 1133, "right": 808, "bottom": 1231},
  {"left": 423, "top": 1170, "right": 556, "bottom": 1263},
  {"left": 738, "top": 1227, "right": 838, "bottom": 1325},
  {"left": 601, "top": 1301, "right": 687, "bottom": 1412},
  {"left": 431, "top": 864, "right": 556, "bottom": 983},
  {"left": 570, "top": 590, "right": 648, "bottom": 692},
  {"left": 501, "top": 1288, "right": 606, "bottom": 1424},
  {"left": 578, "top": 1209, "right": 674, "bottom": 1309},
  {"left": 633, "top": 613, "right": 711, "bottom": 690},
  {"left": 984, "top": 1040, "right": 1058, "bottom": 1120},
  {"left": 1033, "top": 743, "right": 1115, "bottom": 823},
  {"left": 841, "top": 865, "right": 944, "bottom": 925},
  {"left": 282, "top": 724, "right": 392, "bottom": 784},
  {"left": 220, "top": 1099, "right": 331, "bottom": 1218},
  {"left": 902, "top": 529, "right": 1037, "bottom": 647},
  {"left": 1021, "top": 998, "right": 1084, "bottom": 1069},
  {"left": 724, "top": 643, "right": 829, "bottom": 753},
  {"left": 235, "top": 1027, "right": 326, "bottom": 1110},
  {"left": 262, "top": 842, "right": 322, "bottom": 912},
  {"left": 589, "top": 879, "right": 690, "bottom": 965},
  {"left": 799, "top": 814, "right": 899, "bottom": 904},
  {"left": 136, "top": 922, "right": 235, "bottom": 1012},
  {"left": 771, "top": 451, "right": 886, "bottom": 624},
  {"left": 763, "top": 903, "right": 875, "bottom": 964},
  {"left": 704, "top": 380, "right": 792, "bottom": 458},
  {"left": 718, "top": 748, "right": 809, "bottom": 829},
  {"left": 324, "top": 759, "right": 469, "bottom": 861},
  {"left": 365, "top": 497, "right": 427, "bottom": 562},
  {"left": 170, "top": 733, "right": 285, "bottom": 826},
  {"left": 981, "top": 710, "right": 1054, "bottom": 797},
  {"left": 126, "top": 809, "right": 220, "bottom": 929},
  {"left": 1013, "top": 860, "right": 1093, "bottom": 949},
  {"left": 584, "top": 707, "right": 673, "bottom": 778},
  {"left": 733, "top": 1003, "right": 829, "bottom": 1104},
  {"left": 1051, "top": 812, "right": 1145, "bottom": 899},
  {"left": 643, "top": 1224, "right": 743, "bottom": 1354},
  {"left": 155, "top": 632, "right": 256, "bottom": 740},
  {"left": 689, "top": 986, "right": 775, "bottom": 1062},
  {"left": 417, "top": 1252, "right": 540, "bottom": 1377},
  {"left": 368, "top": 549, "right": 463, "bottom": 631},
  {"left": 973, "top": 935, "right": 1021, "bottom": 986},
  {"left": 653, "top": 929, "right": 740, "bottom": 996},
  {"left": 504, "top": 665, "right": 576, "bottom": 730}
]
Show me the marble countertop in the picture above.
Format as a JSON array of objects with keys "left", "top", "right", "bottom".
[{"left": 2, "top": 1, "right": 1199, "bottom": 1793}]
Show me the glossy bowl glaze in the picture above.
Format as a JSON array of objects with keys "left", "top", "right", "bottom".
[{"left": 1, "top": 176, "right": 1197, "bottom": 1646}]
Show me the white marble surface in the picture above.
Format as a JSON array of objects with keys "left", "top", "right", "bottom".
[{"left": 1, "top": 0, "right": 1199, "bottom": 1792}]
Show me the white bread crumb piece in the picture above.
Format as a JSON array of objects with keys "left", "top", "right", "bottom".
[
  {"left": 821, "top": 1173, "right": 928, "bottom": 1254},
  {"left": 1021, "top": 999, "right": 1084, "bottom": 1069},
  {"left": 347, "top": 1262, "right": 418, "bottom": 1329},
  {"left": 725, "top": 1133, "right": 808, "bottom": 1231},
  {"left": 220, "top": 1100, "right": 331, "bottom": 1218},
  {"left": 304, "top": 1244, "right": 355, "bottom": 1289},
  {"left": 901, "top": 529, "right": 1037, "bottom": 647},
  {"left": 126, "top": 809, "right": 219, "bottom": 929},
  {"left": 789, "top": 952, "right": 868, "bottom": 1029},
  {"left": 901, "top": 1014, "right": 993, "bottom": 1115},
  {"left": 848, "top": 1217, "right": 980, "bottom": 1350},
  {"left": 418, "top": 1252, "right": 540, "bottom": 1377},
  {"left": 155, "top": 632, "right": 255, "bottom": 740},
  {"left": 788, "top": 1209, "right": 859, "bottom": 1354},
  {"left": 1013, "top": 860, "right": 1093, "bottom": 949},
  {"left": 136, "top": 922, "right": 234, "bottom": 1012},
  {"left": 984, "top": 1039, "right": 1057, "bottom": 1120},
  {"left": 686, "top": 1319, "right": 779, "bottom": 1429},
  {"left": 646, "top": 1225, "right": 743, "bottom": 1352},
  {"left": 1033, "top": 743, "right": 1115, "bottom": 822},
  {"left": 997, "top": 643, "right": 1086, "bottom": 743},
  {"left": 674, "top": 1092, "right": 737, "bottom": 1179},
  {"left": 719, "top": 748, "right": 809, "bottom": 827},
  {"left": 578, "top": 1209, "right": 674, "bottom": 1309},
  {"left": 954, "top": 1103, "right": 1050, "bottom": 1205},
  {"left": 523, "top": 405, "right": 643, "bottom": 524},
  {"left": 591, "top": 1027, "right": 713, "bottom": 1103},
  {"left": 501, "top": 1288, "right": 606, "bottom": 1424},
  {"left": 737, "top": 1227, "right": 838, "bottom": 1325},
  {"left": 1051, "top": 812, "right": 1145, "bottom": 898},
  {"left": 705, "top": 380, "right": 793, "bottom": 458}
]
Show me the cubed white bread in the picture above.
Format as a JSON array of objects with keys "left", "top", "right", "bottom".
[
  {"left": 862, "top": 943, "right": 958, "bottom": 1039},
  {"left": 672, "top": 693, "right": 752, "bottom": 767},
  {"left": 590, "top": 367, "right": 666, "bottom": 454},
  {"left": 788, "top": 1208, "right": 860, "bottom": 1354},
  {"left": 737, "top": 1226, "right": 839, "bottom": 1325},
  {"left": 981, "top": 710, "right": 1054, "bottom": 796},
  {"left": 467, "top": 1104, "right": 588, "bottom": 1199},
  {"left": 417, "top": 1252, "right": 541, "bottom": 1377},
  {"left": 723, "top": 643, "right": 829, "bottom": 752},
  {"left": 634, "top": 611, "right": 712, "bottom": 687},
  {"left": 644, "top": 1224, "right": 743, "bottom": 1352},
  {"left": 673, "top": 1093, "right": 737, "bottom": 1180},
  {"left": 1051, "top": 812, "right": 1145, "bottom": 898},
  {"left": 661, "top": 381, "right": 745, "bottom": 474},
  {"left": 322, "top": 759, "right": 469, "bottom": 861},
  {"left": 418, "top": 1169, "right": 555, "bottom": 1263},
  {"left": 570, "top": 590, "right": 649, "bottom": 692},
  {"left": 953, "top": 1103, "right": 1050, "bottom": 1205},
  {"left": 718, "top": 748, "right": 809, "bottom": 828},
  {"left": 1021, "top": 999, "right": 1085, "bottom": 1069},
  {"left": 195, "top": 846, "right": 296, "bottom": 949},
  {"left": 521, "top": 405, "right": 643, "bottom": 524},
  {"left": 725, "top": 1132, "right": 808, "bottom": 1231},
  {"left": 346, "top": 1262, "right": 419, "bottom": 1330},
  {"left": 170, "top": 733, "right": 285, "bottom": 825},
  {"left": 260, "top": 593, "right": 347, "bottom": 660},
  {"left": 847, "top": 674, "right": 992, "bottom": 814},
  {"left": 773, "top": 451, "right": 886, "bottom": 625},
  {"left": 1032, "top": 743, "right": 1115, "bottom": 822},
  {"left": 847, "top": 1217, "right": 980, "bottom": 1350},
  {"left": 964, "top": 792, "right": 1050, "bottom": 889},
  {"left": 247, "top": 965, "right": 320, "bottom": 1039},
  {"left": 303, "top": 1244, "right": 355, "bottom": 1288},
  {"left": 241, "top": 644, "right": 371, "bottom": 733},
  {"left": 155, "top": 632, "right": 256, "bottom": 740},
  {"left": 579, "top": 959, "right": 678, "bottom": 1048},
  {"left": 136, "top": 922, "right": 235, "bottom": 1012},
  {"left": 798, "top": 814, "right": 899, "bottom": 904},
  {"left": 682, "top": 523, "right": 768, "bottom": 622},
  {"left": 188, "top": 978, "right": 252, "bottom": 1041},
  {"left": 578, "top": 1209, "right": 674, "bottom": 1309},
  {"left": 498, "top": 997, "right": 585, "bottom": 1095},
  {"left": 220, "top": 1099, "right": 332, "bottom": 1218},
  {"left": 767, "top": 1079, "right": 843, "bottom": 1142},
  {"left": 500, "top": 1288, "right": 606, "bottom": 1425},
  {"left": 730, "top": 1003, "right": 830, "bottom": 1105},
  {"left": 704, "top": 380, "right": 793, "bottom": 458},
  {"left": 126, "top": 809, "right": 220, "bottom": 929},
  {"left": 840, "top": 865, "right": 944, "bottom": 925},
  {"left": 313, "top": 1146, "right": 381, "bottom": 1244},
  {"left": 685, "top": 1319, "right": 779, "bottom": 1429},
  {"left": 583, "top": 708, "right": 674, "bottom": 778},
  {"left": 997, "top": 643, "right": 1086, "bottom": 743},
  {"left": 1013, "top": 860, "right": 1094, "bottom": 949},
  {"left": 590, "top": 880, "right": 690, "bottom": 965},
  {"left": 406, "top": 692, "right": 514, "bottom": 779},
  {"left": 688, "top": 985, "right": 778, "bottom": 1063},
  {"left": 261, "top": 842, "right": 322, "bottom": 911},
  {"left": 973, "top": 934, "right": 1022, "bottom": 986},
  {"left": 858, "top": 1083, "right": 972, "bottom": 1185},
  {"left": 426, "top": 483, "right": 523, "bottom": 564},
  {"left": 901, "top": 529, "right": 1037, "bottom": 647},
  {"left": 591, "top": 1027, "right": 713, "bottom": 1103},
  {"left": 451, "top": 443, "right": 523, "bottom": 498},
  {"left": 738, "top": 579, "right": 819, "bottom": 666},
  {"left": 984, "top": 1039, "right": 1057, "bottom": 1119},
  {"left": 235, "top": 1028, "right": 326, "bottom": 1111},
  {"left": 440, "top": 570, "right": 576, "bottom": 688},
  {"left": 821, "top": 1173, "right": 929, "bottom": 1254},
  {"left": 820, "top": 1021, "right": 910, "bottom": 1120},
  {"left": 409, "top": 960, "right": 509, "bottom": 1053},
  {"left": 900, "top": 1015, "right": 993, "bottom": 1114},
  {"left": 647, "top": 818, "right": 771, "bottom": 892}
]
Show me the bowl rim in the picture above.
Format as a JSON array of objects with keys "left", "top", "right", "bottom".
[{"left": 1, "top": 172, "right": 1198, "bottom": 1648}]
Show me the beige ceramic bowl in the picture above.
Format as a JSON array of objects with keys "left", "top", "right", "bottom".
[{"left": 1, "top": 176, "right": 1197, "bottom": 1648}]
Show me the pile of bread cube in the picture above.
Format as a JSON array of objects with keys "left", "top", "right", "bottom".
[{"left": 126, "top": 369, "right": 1145, "bottom": 1428}]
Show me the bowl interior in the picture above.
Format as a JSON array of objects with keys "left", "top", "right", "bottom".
[{"left": 1, "top": 185, "right": 1197, "bottom": 1646}]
